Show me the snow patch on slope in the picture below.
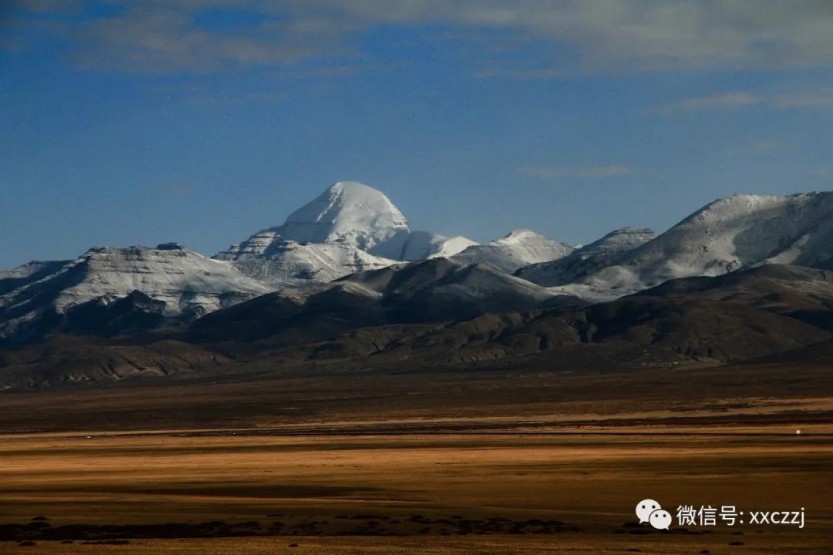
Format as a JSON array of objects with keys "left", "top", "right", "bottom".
[{"left": 224, "top": 239, "right": 399, "bottom": 287}]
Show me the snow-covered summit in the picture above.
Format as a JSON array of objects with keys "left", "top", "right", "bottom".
[
  {"left": 563, "top": 191, "right": 833, "bottom": 299},
  {"left": 498, "top": 229, "right": 548, "bottom": 244},
  {"left": 53, "top": 245, "right": 270, "bottom": 314},
  {"left": 7, "top": 183, "right": 833, "bottom": 348},
  {"left": 621, "top": 193, "right": 833, "bottom": 279},
  {"left": 0, "top": 245, "right": 271, "bottom": 346},
  {"left": 277, "top": 181, "right": 410, "bottom": 251},
  {"left": 217, "top": 181, "right": 475, "bottom": 284},
  {"left": 451, "top": 229, "right": 573, "bottom": 273}
]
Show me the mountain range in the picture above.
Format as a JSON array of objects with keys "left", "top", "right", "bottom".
[
  {"left": 214, "top": 181, "right": 477, "bottom": 285},
  {"left": 3, "top": 180, "right": 833, "bottom": 387}
]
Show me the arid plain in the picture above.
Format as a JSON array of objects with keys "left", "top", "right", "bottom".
[{"left": 1, "top": 356, "right": 832, "bottom": 554}]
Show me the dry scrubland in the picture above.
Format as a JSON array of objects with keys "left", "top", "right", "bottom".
[{"left": 0, "top": 361, "right": 832, "bottom": 553}]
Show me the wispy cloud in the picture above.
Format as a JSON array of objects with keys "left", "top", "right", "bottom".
[
  {"left": 325, "top": 0, "right": 833, "bottom": 74},
  {"left": 518, "top": 164, "right": 632, "bottom": 179},
  {"left": 772, "top": 88, "right": 833, "bottom": 108},
  {"left": 655, "top": 87, "right": 833, "bottom": 114},
  {"left": 5, "top": 1, "right": 833, "bottom": 75},
  {"left": 655, "top": 92, "right": 763, "bottom": 113},
  {"left": 64, "top": 5, "right": 362, "bottom": 74}
]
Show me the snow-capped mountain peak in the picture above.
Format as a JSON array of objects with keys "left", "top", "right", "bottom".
[
  {"left": 55, "top": 245, "right": 270, "bottom": 313},
  {"left": 620, "top": 192, "right": 833, "bottom": 281},
  {"left": 497, "top": 229, "right": 542, "bottom": 242},
  {"left": 0, "top": 244, "right": 271, "bottom": 347},
  {"left": 451, "top": 229, "right": 573, "bottom": 273},
  {"left": 9, "top": 182, "right": 833, "bottom": 350},
  {"left": 216, "top": 181, "right": 476, "bottom": 284},
  {"left": 278, "top": 181, "right": 410, "bottom": 251},
  {"left": 548, "top": 191, "right": 833, "bottom": 300}
]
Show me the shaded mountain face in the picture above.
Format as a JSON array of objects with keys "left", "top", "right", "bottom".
[
  {"left": 0, "top": 245, "right": 270, "bottom": 348},
  {"left": 451, "top": 229, "right": 573, "bottom": 274},
  {"left": 5, "top": 263, "right": 831, "bottom": 389},
  {"left": 0, "top": 335, "right": 223, "bottom": 389},
  {"left": 189, "top": 264, "right": 833, "bottom": 363},
  {"left": 340, "top": 257, "right": 579, "bottom": 322},
  {"left": 640, "top": 264, "right": 833, "bottom": 331},
  {"left": 188, "top": 257, "right": 583, "bottom": 344},
  {"left": 0, "top": 260, "right": 72, "bottom": 296},
  {"left": 297, "top": 264, "right": 833, "bottom": 368},
  {"left": 516, "top": 227, "right": 655, "bottom": 286},
  {"left": 216, "top": 181, "right": 478, "bottom": 285}
]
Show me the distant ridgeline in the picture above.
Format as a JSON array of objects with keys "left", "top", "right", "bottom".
[{"left": 3, "top": 183, "right": 833, "bottom": 385}]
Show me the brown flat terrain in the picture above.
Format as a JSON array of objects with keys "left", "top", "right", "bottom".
[
  {"left": 1, "top": 360, "right": 832, "bottom": 553},
  {"left": 1, "top": 429, "right": 832, "bottom": 553},
  {"left": 2, "top": 354, "right": 833, "bottom": 433}
]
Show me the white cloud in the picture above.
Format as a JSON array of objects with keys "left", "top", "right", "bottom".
[
  {"left": 295, "top": 0, "right": 833, "bottom": 74},
  {"left": 65, "top": 5, "right": 361, "bottom": 73},
  {"left": 655, "top": 86, "right": 833, "bottom": 114},
  {"left": 6, "top": 0, "right": 833, "bottom": 75}
]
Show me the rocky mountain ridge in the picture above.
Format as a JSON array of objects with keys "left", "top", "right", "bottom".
[{"left": 4, "top": 183, "right": 833, "bottom": 350}]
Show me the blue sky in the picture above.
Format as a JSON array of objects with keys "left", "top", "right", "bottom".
[{"left": 2, "top": 1, "right": 833, "bottom": 269}]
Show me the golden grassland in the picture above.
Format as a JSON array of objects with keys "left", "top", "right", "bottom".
[
  {"left": 1, "top": 424, "right": 832, "bottom": 553},
  {"left": 0, "top": 361, "right": 831, "bottom": 553}
]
